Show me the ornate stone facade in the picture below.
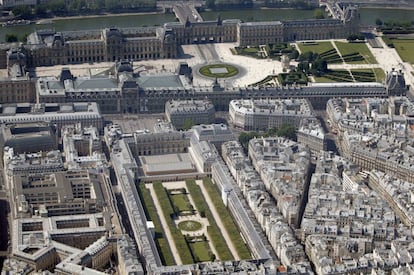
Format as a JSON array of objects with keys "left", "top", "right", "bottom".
[{"left": 0, "top": 6, "right": 359, "bottom": 69}]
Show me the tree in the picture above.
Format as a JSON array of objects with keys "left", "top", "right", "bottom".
[
  {"left": 49, "top": 0, "right": 67, "bottom": 15},
  {"left": 299, "top": 51, "right": 318, "bottom": 62},
  {"left": 291, "top": 0, "right": 309, "bottom": 9},
  {"left": 21, "top": 33, "right": 29, "bottom": 43},
  {"left": 297, "top": 61, "right": 310, "bottom": 73},
  {"left": 311, "top": 58, "right": 328, "bottom": 76},
  {"left": 276, "top": 123, "right": 296, "bottom": 141},
  {"left": 5, "top": 34, "right": 18, "bottom": 43},
  {"left": 12, "top": 5, "right": 32, "bottom": 19},
  {"left": 206, "top": 0, "right": 215, "bottom": 9},
  {"left": 384, "top": 20, "right": 395, "bottom": 27},
  {"left": 289, "top": 49, "right": 299, "bottom": 60},
  {"left": 182, "top": 119, "right": 195, "bottom": 130},
  {"left": 238, "top": 131, "right": 259, "bottom": 152},
  {"left": 68, "top": 0, "right": 88, "bottom": 13},
  {"left": 347, "top": 34, "right": 358, "bottom": 41},
  {"left": 357, "top": 34, "right": 365, "bottom": 41},
  {"left": 313, "top": 9, "right": 324, "bottom": 19},
  {"left": 105, "top": 0, "right": 121, "bottom": 10},
  {"left": 34, "top": 4, "right": 47, "bottom": 16},
  {"left": 375, "top": 18, "right": 383, "bottom": 26},
  {"left": 347, "top": 34, "right": 365, "bottom": 42}
]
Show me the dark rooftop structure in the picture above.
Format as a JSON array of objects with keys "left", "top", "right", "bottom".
[
  {"left": 386, "top": 68, "right": 407, "bottom": 96},
  {"left": 0, "top": 122, "right": 57, "bottom": 154}
]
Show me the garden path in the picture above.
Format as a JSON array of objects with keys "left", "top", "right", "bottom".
[
  {"left": 195, "top": 180, "right": 241, "bottom": 260},
  {"left": 146, "top": 183, "right": 182, "bottom": 265}
]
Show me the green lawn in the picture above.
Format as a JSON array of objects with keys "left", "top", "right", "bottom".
[
  {"left": 199, "top": 64, "right": 239, "bottom": 78},
  {"left": 170, "top": 193, "right": 194, "bottom": 213},
  {"left": 314, "top": 76, "right": 339, "bottom": 82},
  {"left": 278, "top": 72, "right": 308, "bottom": 85},
  {"left": 314, "top": 68, "right": 385, "bottom": 83},
  {"left": 373, "top": 68, "right": 386, "bottom": 82},
  {"left": 202, "top": 178, "right": 251, "bottom": 260},
  {"left": 381, "top": 36, "right": 394, "bottom": 48},
  {"left": 235, "top": 46, "right": 260, "bottom": 55},
  {"left": 249, "top": 75, "right": 277, "bottom": 87},
  {"left": 185, "top": 179, "right": 234, "bottom": 261},
  {"left": 137, "top": 184, "right": 175, "bottom": 266},
  {"left": 334, "top": 41, "right": 377, "bottom": 64},
  {"left": 189, "top": 241, "right": 214, "bottom": 262},
  {"left": 297, "top": 41, "right": 335, "bottom": 55},
  {"left": 392, "top": 39, "right": 414, "bottom": 63},
  {"left": 323, "top": 70, "right": 353, "bottom": 82},
  {"left": 350, "top": 68, "right": 386, "bottom": 82},
  {"left": 243, "top": 47, "right": 260, "bottom": 53},
  {"left": 153, "top": 182, "right": 194, "bottom": 265},
  {"left": 178, "top": 220, "right": 202, "bottom": 231}
]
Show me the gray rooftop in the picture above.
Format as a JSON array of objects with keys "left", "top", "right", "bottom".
[{"left": 137, "top": 74, "right": 184, "bottom": 89}]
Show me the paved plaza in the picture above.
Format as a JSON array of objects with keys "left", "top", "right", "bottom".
[
  {"left": 104, "top": 113, "right": 164, "bottom": 132},
  {"left": 33, "top": 43, "right": 286, "bottom": 88},
  {"left": 32, "top": 38, "right": 414, "bottom": 98}
]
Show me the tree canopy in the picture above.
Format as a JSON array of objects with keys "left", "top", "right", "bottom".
[
  {"left": 5, "top": 34, "right": 18, "bottom": 43},
  {"left": 182, "top": 119, "right": 195, "bottom": 130},
  {"left": 238, "top": 123, "right": 297, "bottom": 153},
  {"left": 297, "top": 51, "right": 328, "bottom": 77},
  {"left": 375, "top": 18, "right": 382, "bottom": 26},
  {"left": 17, "top": 0, "right": 157, "bottom": 18},
  {"left": 347, "top": 34, "right": 365, "bottom": 42},
  {"left": 313, "top": 9, "right": 324, "bottom": 19},
  {"left": 12, "top": 5, "right": 32, "bottom": 19},
  {"left": 275, "top": 123, "right": 296, "bottom": 140}
]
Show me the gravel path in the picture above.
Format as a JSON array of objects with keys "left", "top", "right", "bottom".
[
  {"left": 32, "top": 42, "right": 286, "bottom": 88},
  {"left": 164, "top": 180, "right": 240, "bottom": 260},
  {"left": 146, "top": 183, "right": 182, "bottom": 265},
  {"left": 147, "top": 180, "right": 240, "bottom": 263},
  {"left": 195, "top": 179, "right": 241, "bottom": 260},
  {"left": 165, "top": 181, "right": 222, "bottom": 260}
]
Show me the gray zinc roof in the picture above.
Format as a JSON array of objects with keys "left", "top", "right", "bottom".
[
  {"left": 75, "top": 77, "right": 118, "bottom": 90},
  {"left": 137, "top": 75, "right": 184, "bottom": 89}
]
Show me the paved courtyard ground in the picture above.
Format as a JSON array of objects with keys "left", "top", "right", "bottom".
[
  {"left": 33, "top": 43, "right": 285, "bottom": 88},
  {"left": 31, "top": 38, "right": 414, "bottom": 100}
]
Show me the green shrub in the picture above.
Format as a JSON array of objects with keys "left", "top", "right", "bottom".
[
  {"left": 153, "top": 182, "right": 194, "bottom": 264},
  {"left": 137, "top": 183, "right": 175, "bottom": 266},
  {"left": 278, "top": 72, "right": 308, "bottom": 85},
  {"left": 202, "top": 178, "right": 251, "bottom": 259},
  {"left": 185, "top": 179, "right": 234, "bottom": 261},
  {"left": 199, "top": 64, "right": 239, "bottom": 78}
]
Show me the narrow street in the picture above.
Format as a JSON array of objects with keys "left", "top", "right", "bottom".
[
  {"left": 314, "top": 110, "right": 340, "bottom": 154},
  {"left": 0, "top": 169, "right": 10, "bottom": 271}
]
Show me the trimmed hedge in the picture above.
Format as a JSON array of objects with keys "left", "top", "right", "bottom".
[
  {"left": 319, "top": 48, "right": 341, "bottom": 64},
  {"left": 322, "top": 70, "right": 353, "bottom": 82},
  {"left": 202, "top": 178, "right": 251, "bottom": 260},
  {"left": 153, "top": 182, "right": 194, "bottom": 264},
  {"left": 199, "top": 64, "right": 239, "bottom": 78},
  {"left": 278, "top": 72, "right": 308, "bottom": 85},
  {"left": 137, "top": 183, "right": 175, "bottom": 266},
  {"left": 382, "top": 36, "right": 394, "bottom": 48},
  {"left": 351, "top": 70, "right": 376, "bottom": 82},
  {"left": 334, "top": 41, "right": 377, "bottom": 64},
  {"left": 185, "top": 179, "right": 234, "bottom": 261},
  {"left": 266, "top": 43, "right": 295, "bottom": 57},
  {"left": 250, "top": 75, "right": 277, "bottom": 87}
]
